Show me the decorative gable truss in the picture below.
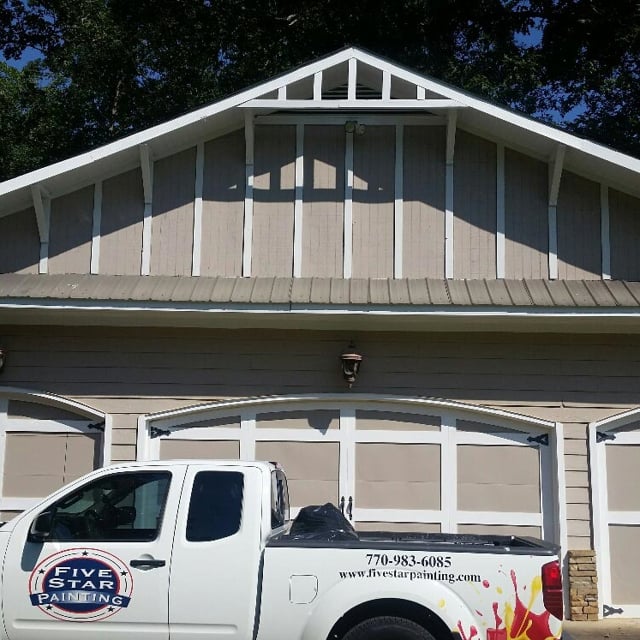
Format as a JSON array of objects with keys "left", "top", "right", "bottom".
[{"left": 2, "top": 48, "right": 640, "bottom": 283}]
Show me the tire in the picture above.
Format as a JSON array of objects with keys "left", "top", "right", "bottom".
[{"left": 342, "top": 616, "right": 437, "bottom": 640}]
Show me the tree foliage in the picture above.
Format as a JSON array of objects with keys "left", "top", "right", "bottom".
[{"left": 1, "top": 0, "right": 639, "bottom": 181}]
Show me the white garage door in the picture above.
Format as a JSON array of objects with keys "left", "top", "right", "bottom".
[
  {"left": 142, "top": 398, "right": 558, "bottom": 540},
  {"left": 0, "top": 398, "right": 105, "bottom": 519},
  {"left": 592, "top": 416, "right": 640, "bottom": 618}
]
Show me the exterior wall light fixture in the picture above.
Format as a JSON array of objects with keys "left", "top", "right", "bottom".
[
  {"left": 340, "top": 342, "right": 363, "bottom": 388},
  {"left": 345, "top": 120, "right": 366, "bottom": 135},
  {"left": 0, "top": 349, "right": 6, "bottom": 373}
]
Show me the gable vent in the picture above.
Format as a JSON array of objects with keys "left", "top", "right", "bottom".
[{"left": 323, "top": 83, "right": 382, "bottom": 100}]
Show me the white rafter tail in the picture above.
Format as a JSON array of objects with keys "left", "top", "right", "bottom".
[
  {"left": 243, "top": 110, "right": 255, "bottom": 278},
  {"left": 348, "top": 58, "right": 357, "bottom": 101},
  {"left": 394, "top": 124, "right": 404, "bottom": 279},
  {"left": 313, "top": 71, "right": 323, "bottom": 100},
  {"left": 293, "top": 123, "right": 304, "bottom": 278},
  {"left": 192, "top": 141, "right": 205, "bottom": 277},
  {"left": 601, "top": 183, "right": 611, "bottom": 280},
  {"left": 548, "top": 144, "right": 565, "bottom": 280},
  {"left": 31, "top": 185, "right": 50, "bottom": 274},
  {"left": 90, "top": 181, "right": 103, "bottom": 275},
  {"left": 139, "top": 143, "right": 154, "bottom": 276},
  {"left": 445, "top": 110, "right": 458, "bottom": 279}
]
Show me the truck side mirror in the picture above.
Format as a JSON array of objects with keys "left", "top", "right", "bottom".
[{"left": 28, "top": 512, "right": 53, "bottom": 543}]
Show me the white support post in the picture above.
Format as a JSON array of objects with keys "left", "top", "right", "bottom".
[
  {"left": 243, "top": 111, "right": 255, "bottom": 277},
  {"left": 348, "top": 58, "right": 357, "bottom": 101},
  {"left": 548, "top": 145, "right": 565, "bottom": 280},
  {"left": 90, "top": 181, "right": 102, "bottom": 274},
  {"left": 496, "top": 144, "right": 505, "bottom": 279},
  {"left": 417, "top": 86, "right": 426, "bottom": 100},
  {"left": 394, "top": 124, "right": 404, "bottom": 278},
  {"left": 445, "top": 110, "right": 457, "bottom": 279},
  {"left": 139, "top": 144, "right": 154, "bottom": 276},
  {"left": 313, "top": 72, "right": 323, "bottom": 101},
  {"left": 441, "top": 412, "right": 457, "bottom": 533},
  {"left": 293, "top": 124, "right": 304, "bottom": 277},
  {"left": 277, "top": 86, "right": 287, "bottom": 100},
  {"left": 382, "top": 70, "right": 391, "bottom": 101},
  {"left": 344, "top": 130, "right": 354, "bottom": 278},
  {"left": 31, "top": 185, "right": 50, "bottom": 274},
  {"left": 601, "top": 184, "right": 611, "bottom": 280},
  {"left": 192, "top": 142, "right": 205, "bottom": 276}
]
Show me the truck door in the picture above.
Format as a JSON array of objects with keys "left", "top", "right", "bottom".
[
  {"left": 2, "top": 465, "right": 187, "bottom": 640},
  {"left": 168, "top": 464, "right": 264, "bottom": 640}
]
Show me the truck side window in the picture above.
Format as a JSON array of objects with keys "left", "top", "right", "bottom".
[
  {"left": 271, "top": 469, "right": 290, "bottom": 529},
  {"left": 186, "top": 471, "right": 244, "bottom": 542},
  {"left": 37, "top": 471, "right": 171, "bottom": 542}
]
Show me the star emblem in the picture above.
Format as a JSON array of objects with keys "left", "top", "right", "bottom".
[
  {"left": 81, "top": 551, "right": 89, "bottom": 556},
  {"left": 120, "top": 571, "right": 128, "bottom": 576},
  {"left": 108, "top": 606, "right": 115, "bottom": 612},
  {"left": 46, "top": 605, "right": 53, "bottom": 610},
  {"left": 38, "top": 569, "right": 45, "bottom": 574}
]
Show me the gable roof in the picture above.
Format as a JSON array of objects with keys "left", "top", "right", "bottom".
[{"left": 2, "top": 46, "right": 640, "bottom": 216}]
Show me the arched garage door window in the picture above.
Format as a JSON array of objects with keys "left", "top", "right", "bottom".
[
  {"left": 140, "top": 396, "right": 563, "bottom": 542},
  {"left": 0, "top": 390, "right": 108, "bottom": 519}
]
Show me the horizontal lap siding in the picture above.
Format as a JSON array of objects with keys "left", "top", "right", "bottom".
[
  {"left": 557, "top": 171, "right": 601, "bottom": 279},
  {"left": 1, "top": 326, "right": 615, "bottom": 543},
  {"left": 201, "top": 130, "right": 245, "bottom": 277},
  {"left": 505, "top": 149, "right": 548, "bottom": 278},
  {"left": 454, "top": 131, "right": 497, "bottom": 279},
  {"left": 100, "top": 168, "right": 144, "bottom": 275},
  {"left": 49, "top": 187, "right": 94, "bottom": 274},
  {"left": 403, "top": 126, "right": 446, "bottom": 278},
  {"left": 150, "top": 148, "right": 196, "bottom": 276},
  {"left": 0, "top": 208, "right": 39, "bottom": 274},
  {"left": 352, "top": 126, "right": 394, "bottom": 278},
  {"left": 252, "top": 126, "right": 296, "bottom": 276},
  {"left": 610, "top": 189, "right": 640, "bottom": 280},
  {"left": 302, "top": 126, "right": 344, "bottom": 277}
]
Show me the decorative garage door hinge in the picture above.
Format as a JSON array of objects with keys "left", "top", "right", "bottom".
[
  {"left": 526, "top": 433, "right": 549, "bottom": 446},
  {"left": 596, "top": 431, "right": 616, "bottom": 443},
  {"left": 150, "top": 426, "right": 171, "bottom": 439},
  {"left": 87, "top": 420, "right": 105, "bottom": 432},
  {"left": 603, "top": 604, "right": 624, "bottom": 617}
]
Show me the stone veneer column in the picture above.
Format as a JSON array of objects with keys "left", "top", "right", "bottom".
[{"left": 568, "top": 550, "right": 598, "bottom": 620}]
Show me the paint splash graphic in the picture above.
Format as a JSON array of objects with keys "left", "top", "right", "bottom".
[{"left": 457, "top": 571, "right": 559, "bottom": 640}]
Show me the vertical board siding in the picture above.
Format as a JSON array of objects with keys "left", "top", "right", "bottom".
[
  {"left": 48, "top": 186, "right": 94, "bottom": 274},
  {"left": 252, "top": 125, "right": 296, "bottom": 276},
  {"left": 201, "top": 130, "right": 246, "bottom": 277},
  {"left": 453, "top": 131, "right": 497, "bottom": 279},
  {"left": 100, "top": 168, "right": 144, "bottom": 275},
  {"left": 402, "top": 126, "right": 446, "bottom": 278},
  {"left": 610, "top": 189, "right": 640, "bottom": 280},
  {"left": 504, "top": 149, "right": 549, "bottom": 279},
  {"left": 557, "top": 171, "right": 601, "bottom": 279},
  {"left": 352, "top": 125, "right": 395, "bottom": 278},
  {"left": 0, "top": 208, "right": 40, "bottom": 274},
  {"left": 302, "top": 125, "right": 345, "bottom": 277},
  {"left": 150, "top": 147, "right": 196, "bottom": 276}
]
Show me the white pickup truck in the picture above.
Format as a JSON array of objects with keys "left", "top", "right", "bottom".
[{"left": 0, "top": 460, "right": 563, "bottom": 640}]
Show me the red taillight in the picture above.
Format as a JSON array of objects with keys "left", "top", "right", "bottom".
[{"left": 541, "top": 560, "right": 563, "bottom": 620}]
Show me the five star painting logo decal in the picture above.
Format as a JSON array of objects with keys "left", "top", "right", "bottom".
[{"left": 28, "top": 548, "right": 133, "bottom": 622}]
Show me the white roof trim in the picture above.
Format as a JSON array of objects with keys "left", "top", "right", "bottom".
[{"left": 1, "top": 46, "right": 639, "bottom": 201}]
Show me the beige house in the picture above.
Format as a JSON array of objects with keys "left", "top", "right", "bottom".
[{"left": 1, "top": 47, "right": 640, "bottom": 621}]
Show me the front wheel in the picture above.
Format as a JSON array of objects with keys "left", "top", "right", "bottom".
[{"left": 342, "top": 616, "right": 437, "bottom": 640}]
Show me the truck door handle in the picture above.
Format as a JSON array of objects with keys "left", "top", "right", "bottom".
[
  {"left": 130, "top": 558, "right": 166, "bottom": 569},
  {"left": 339, "top": 496, "right": 345, "bottom": 514},
  {"left": 347, "top": 496, "right": 353, "bottom": 521}
]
